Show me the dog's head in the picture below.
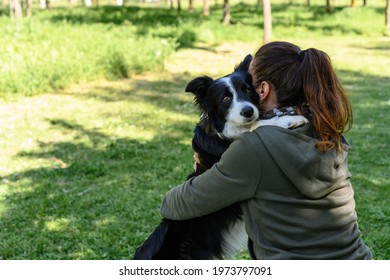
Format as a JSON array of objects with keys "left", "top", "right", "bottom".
[{"left": 185, "top": 54, "right": 260, "bottom": 139}]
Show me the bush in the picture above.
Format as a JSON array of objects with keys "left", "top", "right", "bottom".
[
  {"left": 0, "top": 10, "right": 177, "bottom": 97},
  {"left": 177, "top": 29, "right": 197, "bottom": 48}
]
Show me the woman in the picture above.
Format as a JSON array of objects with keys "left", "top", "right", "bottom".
[{"left": 160, "top": 41, "right": 372, "bottom": 259}]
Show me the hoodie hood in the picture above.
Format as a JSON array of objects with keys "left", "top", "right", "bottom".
[{"left": 255, "top": 124, "right": 351, "bottom": 199}]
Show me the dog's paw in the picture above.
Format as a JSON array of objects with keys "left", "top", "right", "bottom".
[
  {"left": 281, "top": 115, "right": 309, "bottom": 129},
  {"left": 251, "top": 115, "right": 308, "bottom": 130}
]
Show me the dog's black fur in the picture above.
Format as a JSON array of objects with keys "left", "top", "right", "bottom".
[{"left": 134, "top": 55, "right": 259, "bottom": 260}]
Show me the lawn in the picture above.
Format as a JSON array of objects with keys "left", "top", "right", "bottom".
[{"left": 0, "top": 2, "right": 389, "bottom": 259}]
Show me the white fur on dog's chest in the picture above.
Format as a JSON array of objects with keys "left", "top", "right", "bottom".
[
  {"left": 222, "top": 123, "right": 253, "bottom": 139},
  {"left": 221, "top": 219, "right": 247, "bottom": 259}
]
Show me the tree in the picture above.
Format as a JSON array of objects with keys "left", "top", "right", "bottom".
[
  {"left": 40, "top": 0, "right": 47, "bottom": 9},
  {"left": 263, "top": 0, "right": 272, "bottom": 44},
  {"left": 387, "top": 0, "right": 390, "bottom": 35},
  {"left": 10, "top": 0, "right": 32, "bottom": 17},
  {"left": 10, "top": 0, "right": 23, "bottom": 19},
  {"left": 222, "top": 0, "right": 231, "bottom": 25},
  {"left": 326, "top": 0, "right": 331, "bottom": 13},
  {"left": 203, "top": 0, "right": 210, "bottom": 16},
  {"left": 26, "top": 0, "right": 32, "bottom": 17},
  {"left": 169, "top": 0, "right": 181, "bottom": 11}
]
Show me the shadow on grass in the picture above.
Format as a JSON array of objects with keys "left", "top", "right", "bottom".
[
  {"left": 1, "top": 120, "right": 194, "bottom": 259},
  {"left": 82, "top": 73, "right": 194, "bottom": 105},
  {"left": 356, "top": 41, "right": 390, "bottom": 52},
  {"left": 46, "top": 6, "right": 198, "bottom": 26},
  {"left": 0, "top": 74, "right": 198, "bottom": 259}
]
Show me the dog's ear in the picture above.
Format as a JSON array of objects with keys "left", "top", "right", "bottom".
[
  {"left": 185, "top": 76, "right": 214, "bottom": 96},
  {"left": 234, "top": 54, "right": 253, "bottom": 72},
  {"left": 185, "top": 76, "right": 214, "bottom": 112}
]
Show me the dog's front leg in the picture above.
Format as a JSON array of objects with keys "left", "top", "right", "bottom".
[{"left": 251, "top": 115, "right": 308, "bottom": 131}]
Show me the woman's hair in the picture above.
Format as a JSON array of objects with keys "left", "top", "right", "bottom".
[{"left": 251, "top": 41, "right": 353, "bottom": 152}]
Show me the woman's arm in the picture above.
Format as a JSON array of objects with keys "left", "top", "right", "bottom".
[{"left": 160, "top": 134, "right": 262, "bottom": 220}]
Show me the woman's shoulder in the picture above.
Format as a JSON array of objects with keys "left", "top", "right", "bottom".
[{"left": 250, "top": 123, "right": 316, "bottom": 142}]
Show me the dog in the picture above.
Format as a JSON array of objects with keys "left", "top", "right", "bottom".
[{"left": 134, "top": 55, "right": 308, "bottom": 260}]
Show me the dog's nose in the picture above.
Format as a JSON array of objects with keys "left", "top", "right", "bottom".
[{"left": 241, "top": 106, "right": 254, "bottom": 118}]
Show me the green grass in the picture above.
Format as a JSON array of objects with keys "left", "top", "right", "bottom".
[
  {"left": 0, "top": 2, "right": 389, "bottom": 259},
  {"left": 0, "top": 76, "right": 198, "bottom": 259},
  {"left": 0, "top": 1, "right": 388, "bottom": 97},
  {"left": 336, "top": 43, "right": 390, "bottom": 259}
]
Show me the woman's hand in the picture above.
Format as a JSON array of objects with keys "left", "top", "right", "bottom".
[{"left": 193, "top": 152, "right": 200, "bottom": 172}]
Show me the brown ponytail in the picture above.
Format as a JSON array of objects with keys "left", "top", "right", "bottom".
[
  {"left": 300, "top": 48, "right": 353, "bottom": 152},
  {"left": 251, "top": 42, "right": 353, "bottom": 152}
]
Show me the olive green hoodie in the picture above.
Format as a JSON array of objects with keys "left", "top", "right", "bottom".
[{"left": 160, "top": 124, "right": 372, "bottom": 260}]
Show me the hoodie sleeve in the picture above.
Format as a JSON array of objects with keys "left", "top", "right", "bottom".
[{"left": 160, "top": 133, "right": 261, "bottom": 220}]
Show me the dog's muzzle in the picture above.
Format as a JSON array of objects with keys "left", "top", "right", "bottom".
[{"left": 241, "top": 106, "right": 255, "bottom": 118}]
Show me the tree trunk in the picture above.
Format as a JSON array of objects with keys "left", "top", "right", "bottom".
[
  {"left": 386, "top": 0, "right": 390, "bottom": 36},
  {"left": 177, "top": 0, "right": 181, "bottom": 11},
  {"left": 263, "top": 0, "right": 272, "bottom": 44},
  {"left": 10, "top": 0, "right": 23, "bottom": 19},
  {"left": 26, "top": 0, "right": 32, "bottom": 17},
  {"left": 40, "top": 0, "right": 46, "bottom": 8},
  {"left": 203, "top": 0, "right": 210, "bottom": 16},
  {"left": 326, "top": 0, "right": 331, "bottom": 13},
  {"left": 189, "top": 0, "right": 194, "bottom": 12},
  {"left": 351, "top": 0, "right": 356, "bottom": 7},
  {"left": 222, "top": 0, "right": 230, "bottom": 25},
  {"left": 305, "top": 0, "right": 310, "bottom": 6}
]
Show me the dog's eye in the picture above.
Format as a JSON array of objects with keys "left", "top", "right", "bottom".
[
  {"left": 222, "top": 96, "right": 231, "bottom": 103},
  {"left": 242, "top": 85, "right": 251, "bottom": 94}
]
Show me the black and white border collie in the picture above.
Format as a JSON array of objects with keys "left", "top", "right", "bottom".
[{"left": 134, "top": 55, "right": 307, "bottom": 260}]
